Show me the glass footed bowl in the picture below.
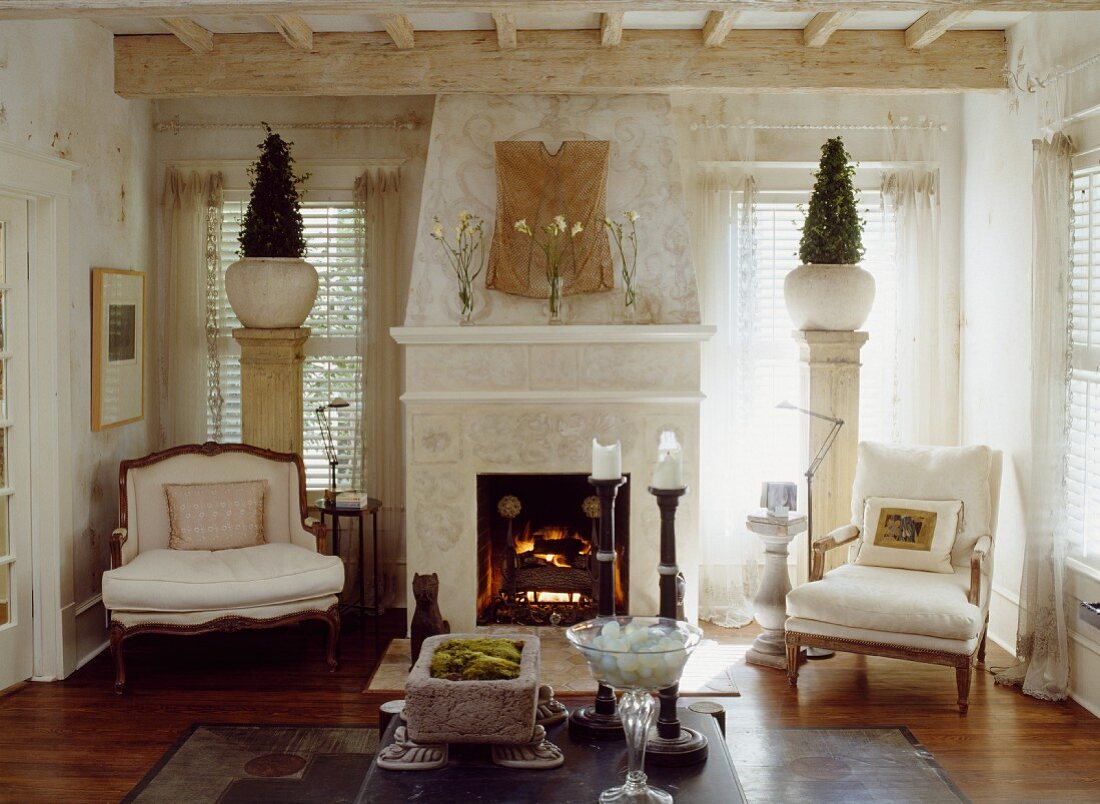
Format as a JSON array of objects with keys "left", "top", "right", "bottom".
[{"left": 565, "top": 616, "right": 703, "bottom": 692}]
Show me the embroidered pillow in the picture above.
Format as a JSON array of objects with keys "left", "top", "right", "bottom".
[
  {"left": 854, "top": 497, "right": 962, "bottom": 574},
  {"left": 165, "top": 480, "right": 267, "bottom": 551}
]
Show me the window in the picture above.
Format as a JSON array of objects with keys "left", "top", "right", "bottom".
[
  {"left": 1068, "top": 165, "right": 1100, "bottom": 560},
  {"left": 211, "top": 199, "right": 362, "bottom": 490}
]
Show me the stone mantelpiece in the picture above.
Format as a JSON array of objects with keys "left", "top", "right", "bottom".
[{"left": 395, "top": 324, "right": 714, "bottom": 633}]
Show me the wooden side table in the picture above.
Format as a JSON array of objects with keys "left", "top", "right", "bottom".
[
  {"left": 314, "top": 497, "right": 383, "bottom": 652},
  {"left": 745, "top": 512, "right": 807, "bottom": 670}
]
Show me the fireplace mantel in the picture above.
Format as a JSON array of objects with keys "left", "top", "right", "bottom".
[{"left": 391, "top": 325, "right": 716, "bottom": 346}]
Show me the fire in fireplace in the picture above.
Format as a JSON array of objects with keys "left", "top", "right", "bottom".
[{"left": 477, "top": 473, "right": 629, "bottom": 626}]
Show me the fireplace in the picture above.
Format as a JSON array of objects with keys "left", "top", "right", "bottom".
[{"left": 477, "top": 473, "right": 629, "bottom": 626}]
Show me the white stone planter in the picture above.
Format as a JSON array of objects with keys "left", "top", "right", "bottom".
[
  {"left": 224, "top": 257, "right": 318, "bottom": 329},
  {"left": 404, "top": 633, "right": 540, "bottom": 745},
  {"left": 783, "top": 264, "right": 875, "bottom": 331}
]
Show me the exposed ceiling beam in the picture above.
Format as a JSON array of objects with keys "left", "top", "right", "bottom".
[
  {"left": 600, "top": 11, "right": 624, "bottom": 47},
  {"left": 378, "top": 12, "right": 414, "bottom": 49},
  {"left": 114, "top": 29, "right": 1006, "bottom": 98},
  {"left": 906, "top": 9, "right": 971, "bottom": 48},
  {"left": 491, "top": 11, "right": 516, "bottom": 49},
  {"left": 4, "top": 1, "right": 1099, "bottom": 20},
  {"left": 159, "top": 16, "right": 213, "bottom": 52},
  {"left": 803, "top": 11, "right": 854, "bottom": 47},
  {"left": 266, "top": 14, "right": 312, "bottom": 50},
  {"left": 702, "top": 10, "right": 739, "bottom": 47}
]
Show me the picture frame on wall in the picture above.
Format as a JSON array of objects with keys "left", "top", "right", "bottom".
[{"left": 91, "top": 268, "right": 145, "bottom": 431}]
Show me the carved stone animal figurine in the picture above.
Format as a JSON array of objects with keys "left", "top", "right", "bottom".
[{"left": 410, "top": 573, "right": 450, "bottom": 668}]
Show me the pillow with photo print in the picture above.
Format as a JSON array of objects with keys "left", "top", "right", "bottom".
[{"left": 854, "top": 497, "right": 962, "bottom": 574}]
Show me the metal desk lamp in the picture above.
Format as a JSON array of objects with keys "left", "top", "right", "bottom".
[{"left": 316, "top": 396, "right": 351, "bottom": 504}]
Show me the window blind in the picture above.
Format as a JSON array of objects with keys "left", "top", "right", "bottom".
[
  {"left": 212, "top": 200, "right": 363, "bottom": 490},
  {"left": 1068, "top": 166, "right": 1100, "bottom": 560}
]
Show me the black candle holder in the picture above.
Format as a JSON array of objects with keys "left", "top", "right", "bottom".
[
  {"left": 645, "top": 485, "right": 709, "bottom": 767},
  {"left": 568, "top": 475, "right": 627, "bottom": 741}
]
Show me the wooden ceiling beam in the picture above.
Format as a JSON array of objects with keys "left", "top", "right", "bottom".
[
  {"left": 114, "top": 29, "right": 1007, "bottom": 98},
  {"left": 906, "top": 9, "right": 971, "bottom": 48},
  {"left": 159, "top": 16, "right": 213, "bottom": 52},
  {"left": 378, "top": 12, "right": 414, "bottom": 49},
  {"left": 4, "top": 2, "right": 1100, "bottom": 19},
  {"left": 491, "top": 11, "right": 516, "bottom": 49},
  {"left": 600, "top": 11, "right": 624, "bottom": 47},
  {"left": 803, "top": 11, "right": 854, "bottom": 47},
  {"left": 702, "top": 10, "right": 739, "bottom": 47},
  {"left": 266, "top": 13, "right": 313, "bottom": 50}
]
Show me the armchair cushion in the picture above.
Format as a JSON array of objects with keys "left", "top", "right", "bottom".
[
  {"left": 850, "top": 442, "right": 993, "bottom": 568},
  {"left": 166, "top": 480, "right": 267, "bottom": 551},
  {"left": 854, "top": 497, "right": 962, "bottom": 574},
  {"left": 786, "top": 563, "right": 982, "bottom": 641},
  {"left": 102, "top": 542, "right": 343, "bottom": 613}
]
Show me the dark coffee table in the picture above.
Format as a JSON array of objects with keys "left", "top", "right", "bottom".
[{"left": 357, "top": 707, "right": 745, "bottom": 803}]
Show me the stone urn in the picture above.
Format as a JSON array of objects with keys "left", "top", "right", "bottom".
[
  {"left": 783, "top": 264, "right": 875, "bottom": 331},
  {"left": 224, "top": 257, "right": 318, "bottom": 329}
]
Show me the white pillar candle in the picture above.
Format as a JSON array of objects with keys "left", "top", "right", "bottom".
[
  {"left": 592, "top": 439, "right": 622, "bottom": 479},
  {"left": 651, "top": 431, "right": 684, "bottom": 489}
]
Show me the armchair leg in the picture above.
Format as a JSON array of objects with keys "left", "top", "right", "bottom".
[
  {"left": 977, "top": 617, "right": 989, "bottom": 666},
  {"left": 109, "top": 624, "right": 127, "bottom": 694},
  {"left": 956, "top": 663, "right": 972, "bottom": 714},
  {"left": 324, "top": 607, "right": 341, "bottom": 672},
  {"left": 786, "top": 644, "right": 800, "bottom": 686}
]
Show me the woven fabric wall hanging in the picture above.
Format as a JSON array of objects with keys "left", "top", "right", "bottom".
[{"left": 487, "top": 140, "right": 614, "bottom": 298}]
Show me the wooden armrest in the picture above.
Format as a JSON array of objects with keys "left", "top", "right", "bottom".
[
  {"left": 969, "top": 535, "right": 992, "bottom": 606},
  {"left": 305, "top": 517, "right": 328, "bottom": 555},
  {"left": 109, "top": 528, "right": 128, "bottom": 570},
  {"left": 810, "top": 524, "right": 860, "bottom": 582}
]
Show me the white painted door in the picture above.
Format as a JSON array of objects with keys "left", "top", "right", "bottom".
[{"left": 0, "top": 197, "right": 33, "bottom": 690}]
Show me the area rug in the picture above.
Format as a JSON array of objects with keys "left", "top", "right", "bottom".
[
  {"left": 122, "top": 724, "right": 378, "bottom": 804},
  {"left": 365, "top": 627, "right": 741, "bottom": 696},
  {"left": 727, "top": 727, "right": 967, "bottom": 803}
]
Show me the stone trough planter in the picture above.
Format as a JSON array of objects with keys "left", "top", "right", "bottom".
[{"left": 378, "top": 633, "right": 565, "bottom": 771}]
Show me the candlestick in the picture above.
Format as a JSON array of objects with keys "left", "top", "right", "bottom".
[
  {"left": 651, "top": 430, "right": 684, "bottom": 489},
  {"left": 568, "top": 475, "right": 627, "bottom": 742},
  {"left": 646, "top": 485, "right": 709, "bottom": 767},
  {"left": 591, "top": 439, "right": 622, "bottom": 480}
]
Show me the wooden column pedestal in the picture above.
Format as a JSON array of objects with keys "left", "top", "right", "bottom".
[
  {"left": 794, "top": 331, "right": 867, "bottom": 581},
  {"left": 232, "top": 327, "right": 309, "bottom": 456}
]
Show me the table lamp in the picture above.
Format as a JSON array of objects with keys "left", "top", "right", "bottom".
[{"left": 316, "top": 396, "right": 350, "bottom": 504}]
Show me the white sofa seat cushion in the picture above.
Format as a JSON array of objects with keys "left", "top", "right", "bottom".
[
  {"left": 786, "top": 563, "right": 981, "bottom": 641},
  {"left": 102, "top": 542, "right": 344, "bottom": 613}
]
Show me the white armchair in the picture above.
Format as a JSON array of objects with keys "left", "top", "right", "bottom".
[
  {"left": 101, "top": 443, "right": 345, "bottom": 692},
  {"left": 784, "top": 442, "right": 1002, "bottom": 713}
]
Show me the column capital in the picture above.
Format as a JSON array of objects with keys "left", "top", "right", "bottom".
[{"left": 793, "top": 330, "right": 868, "bottom": 364}]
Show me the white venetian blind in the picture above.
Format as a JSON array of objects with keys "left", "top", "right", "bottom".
[
  {"left": 211, "top": 198, "right": 363, "bottom": 490},
  {"left": 1067, "top": 165, "right": 1100, "bottom": 560}
]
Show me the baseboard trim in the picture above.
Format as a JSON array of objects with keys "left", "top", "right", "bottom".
[
  {"left": 75, "top": 640, "right": 108, "bottom": 672},
  {"left": 74, "top": 593, "right": 102, "bottom": 617}
]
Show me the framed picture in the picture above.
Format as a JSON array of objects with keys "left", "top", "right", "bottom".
[{"left": 91, "top": 268, "right": 145, "bottom": 431}]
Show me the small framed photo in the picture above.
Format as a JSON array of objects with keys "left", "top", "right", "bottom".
[{"left": 91, "top": 268, "right": 145, "bottom": 430}]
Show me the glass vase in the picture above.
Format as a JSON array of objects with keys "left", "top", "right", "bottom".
[
  {"left": 547, "top": 276, "right": 564, "bottom": 325},
  {"left": 458, "top": 279, "right": 475, "bottom": 325}
]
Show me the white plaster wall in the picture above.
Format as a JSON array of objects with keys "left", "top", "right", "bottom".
[
  {"left": 0, "top": 20, "right": 157, "bottom": 671},
  {"left": 960, "top": 11, "right": 1100, "bottom": 715}
]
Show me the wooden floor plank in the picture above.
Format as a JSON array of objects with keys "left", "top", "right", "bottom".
[{"left": 0, "top": 613, "right": 1097, "bottom": 802}]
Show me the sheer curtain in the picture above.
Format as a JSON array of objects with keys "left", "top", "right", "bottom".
[
  {"left": 996, "top": 134, "right": 1074, "bottom": 701},
  {"left": 354, "top": 166, "right": 404, "bottom": 610},
  {"left": 882, "top": 127, "right": 959, "bottom": 444},
  {"left": 160, "top": 169, "right": 224, "bottom": 447}
]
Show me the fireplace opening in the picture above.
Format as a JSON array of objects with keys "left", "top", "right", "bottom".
[{"left": 476, "top": 473, "right": 629, "bottom": 626}]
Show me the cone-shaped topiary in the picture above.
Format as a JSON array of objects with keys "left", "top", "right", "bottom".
[
  {"left": 238, "top": 124, "right": 309, "bottom": 258},
  {"left": 798, "top": 137, "right": 865, "bottom": 265}
]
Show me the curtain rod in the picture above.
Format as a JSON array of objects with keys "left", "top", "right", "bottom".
[
  {"left": 1008, "top": 51, "right": 1100, "bottom": 94},
  {"left": 155, "top": 116, "right": 423, "bottom": 133},
  {"left": 689, "top": 120, "right": 947, "bottom": 132}
]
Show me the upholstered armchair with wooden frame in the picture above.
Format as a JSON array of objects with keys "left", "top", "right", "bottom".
[
  {"left": 784, "top": 442, "right": 1002, "bottom": 714},
  {"left": 102, "top": 442, "right": 344, "bottom": 693}
]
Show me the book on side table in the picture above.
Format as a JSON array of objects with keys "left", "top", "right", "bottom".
[{"left": 333, "top": 491, "right": 373, "bottom": 509}]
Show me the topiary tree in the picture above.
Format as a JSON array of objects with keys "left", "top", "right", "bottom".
[
  {"left": 798, "top": 137, "right": 865, "bottom": 265},
  {"left": 238, "top": 123, "right": 309, "bottom": 258}
]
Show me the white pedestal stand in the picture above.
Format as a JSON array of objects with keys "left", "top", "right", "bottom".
[{"left": 745, "top": 513, "right": 807, "bottom": 670}]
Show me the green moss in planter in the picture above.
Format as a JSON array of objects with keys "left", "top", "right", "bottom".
[{"left": 429, "top": 638, "right": 524, "bottom": 681}]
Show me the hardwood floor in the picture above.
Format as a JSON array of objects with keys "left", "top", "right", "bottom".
[{"left": 0, "top": 614, "right": 1097, "bottom": 802}]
